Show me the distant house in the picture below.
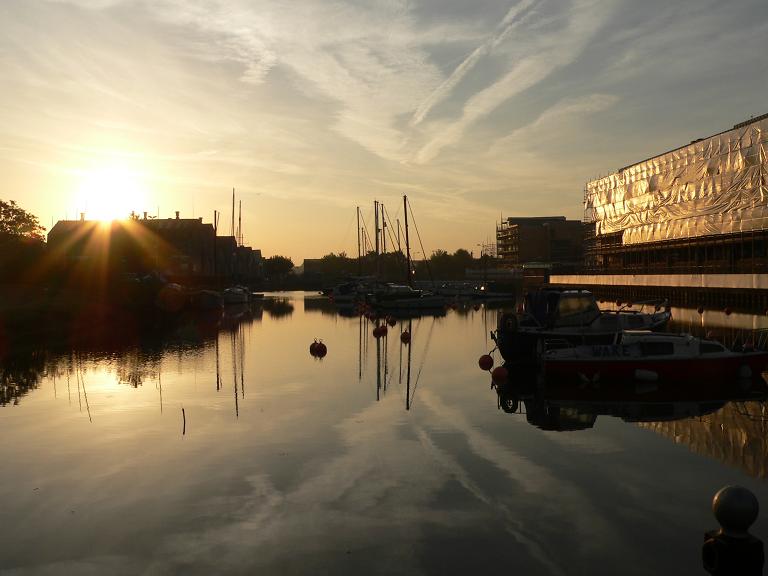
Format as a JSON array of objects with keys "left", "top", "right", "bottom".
[{"left": 46, "top": 212, "right": 261, "bottom": 282}]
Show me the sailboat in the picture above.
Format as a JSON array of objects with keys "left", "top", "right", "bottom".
[{"left": 369, "top": 196, "right": 446, "bottom": 312}]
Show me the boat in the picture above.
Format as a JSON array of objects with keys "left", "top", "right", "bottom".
[
  {"left": 492, "top": 288, "right": 671, "bottom": 364},
  {"left": 370, "top": 284, "right": 446, "bottom": 310},
  {"left": 223, "top": 286, "right": 250, "bottom": 305},
  {"left": 366, "top": 195, "right": 446, "bottom": 312},
  {"left": 542, "top": 331, "right": 768, "bottom": 385},
  {"left": 188, "top": 289, "right": 224, "bottom": 311}
]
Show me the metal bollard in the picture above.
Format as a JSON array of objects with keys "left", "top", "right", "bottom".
[{"left": 703, "top": 485, "right": 764, "bottom": 575}]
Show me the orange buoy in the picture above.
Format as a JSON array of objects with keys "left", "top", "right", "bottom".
[
  {"left": 315, "top": 341, "right": 327, "bottom": 358},
  {"left": 400, "top": 331, "right": 411, "bottom": 344},
  {"left": 478, "top": 354, "right": 493, "bottom": 371},
  {"left": 724, "top": 307, "right": 732, "bottom": 316},
  {"left": 491, "top": 365, "right": 508, "bottom": 383}
]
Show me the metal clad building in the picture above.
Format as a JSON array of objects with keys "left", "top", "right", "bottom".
[{"left": 584, "top": 114, "right": 768, "bottom": 273}]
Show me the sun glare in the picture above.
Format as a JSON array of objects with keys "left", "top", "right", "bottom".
[{"left": 74, "top": 162, "right": 150, "bottom": 221}]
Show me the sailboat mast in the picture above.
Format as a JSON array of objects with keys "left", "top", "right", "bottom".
[
  {"left": 231, "top": 188, "right": 235, "bottom": 238},
  {"left": 356, "top": 206, "right": 362, "bottom": 275},
  {"left": 381, "top": 203, "right": 386, "bottom": 254},
  {"left": 403, "top": 195, "right": 411, "bottom": 287},
  {"left": 238, "top": 200, "right": 242, "bottom": 246},
  {"left": 374, "top": 200, "right": 380, "bottom": 256}
]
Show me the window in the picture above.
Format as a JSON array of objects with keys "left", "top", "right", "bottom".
[{"left": 639, "top": 341, "right": 674, "bottom": 355}]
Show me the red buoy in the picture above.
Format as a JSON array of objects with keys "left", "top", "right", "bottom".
[
  {"left": 315, "top": 341, "right": 327, "bottom": 358},
  {"left": 697, "top": 306, "right": 704, "bottom": 314},
  {"left": 386, "top": 316, "right": 396, "bottom": 327},
  {"left": 478, "top": 354, "right": 493, "bottom": 371},
  {"left": 615, "top": 300, "right": 622, "bottom": 307},
  {"left": 309, "top": 340, "right": 319, "bottom": 357},
  {"left": 473, "top": 304, "right": 480, "bottom": 311},
  {"left": 400, "top": 331, "right": 411, "bottom": 344},
  {"left": 491, "top": 365, "right": 509, "bottom": 383},
  {"left": 724, "top": 307, "right": 732, "bottom": 316},
  {"left": 373, "top": 325, "right": 388, "bottom": 338}
]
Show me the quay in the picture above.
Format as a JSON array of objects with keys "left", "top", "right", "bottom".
[{"left": 549, "top": 273, "right": 768, "bottom": 311}]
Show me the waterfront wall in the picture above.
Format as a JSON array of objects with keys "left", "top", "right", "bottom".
[{"left": 549, "top": 274, "right": 768, "bottom": 310}]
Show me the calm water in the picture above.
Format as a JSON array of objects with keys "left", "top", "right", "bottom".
[{"left": 2, "top": 293, "right": 768, "bottom": 575}]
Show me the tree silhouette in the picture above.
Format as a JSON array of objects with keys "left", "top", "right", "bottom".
[{"left": 0, "top": 200, "right": 45, "bottom": 242}]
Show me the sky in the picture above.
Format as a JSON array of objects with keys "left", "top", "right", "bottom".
[{"left": 2, "top": 0, "right": 767, "bottom": 263}]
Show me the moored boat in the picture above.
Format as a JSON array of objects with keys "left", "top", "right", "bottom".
[
  {"left": 223, "top": 286, "right": 250, "bottom": 305},
  {"left": 493, "top": 288, "right": 671, "bottom": 363},
  {"left": 542, "top": 331, "right": 768, "bottom": 385}
]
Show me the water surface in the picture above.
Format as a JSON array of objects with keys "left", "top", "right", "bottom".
[{"left": 2, "top": 294, "right": 767, "bottom": 575}]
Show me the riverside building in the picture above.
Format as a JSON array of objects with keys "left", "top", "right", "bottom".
[{"left": 551, "top": 113, "right": 768, "bottom": 308}]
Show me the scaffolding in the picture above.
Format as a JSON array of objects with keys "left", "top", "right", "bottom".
[{"left": 585, "top": 114, "right": 768, "bottom": 246}]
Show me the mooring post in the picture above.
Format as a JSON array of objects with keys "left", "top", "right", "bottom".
[{"left": 703, "top": 485, "right": 764, "bottom": 575}]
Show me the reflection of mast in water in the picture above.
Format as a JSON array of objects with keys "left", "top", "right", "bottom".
[
  {"left": 383, "top": 325, "right": 389, "bottom": 394},
  {"left": 358, "top": 314, "right": 363, "bottom": 382},
  {"left": 240, "top": 325, "right": 245, "bottom": 400},
  {"left": 405, "top": 319, "right": 413, "bottom": 410},
  {"left": 406, "top": 316, "right": 436, "bottom": 411},
  {"left": 376, "top": 326, "right": 381, "bottom": 401},
  {"left": 215, "top": 331, "right": 221, "bottom": 391},
  {"left": 77, "top": 357, "right": 92, "bottom": 423},
  {"left": 231, "top": 331, "right": 239, "bottom": 418},
  {"left": 157, "top": 363, "right": 163, "bottom": 414}
]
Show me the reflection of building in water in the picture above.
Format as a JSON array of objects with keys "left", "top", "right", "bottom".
[{"left": 638, "top": 402, "right": 768, "bottom": 479}]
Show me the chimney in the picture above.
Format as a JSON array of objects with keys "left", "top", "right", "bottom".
[
  {"left": 175, "top": 211, "right": 180, "bottom": 219},
  {"left": 80, "top": 212, "right": 85, "bottom": 221},
  {"left": 143, "top": 211, "right": 147, "bottom": 220}
]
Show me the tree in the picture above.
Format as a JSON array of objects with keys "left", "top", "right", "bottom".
[
  {"left": 264, "top": 255, "right": 294, "bottom": 279},
  {"left": 0, "top": 200, "right": 45, "bottom": 242}
]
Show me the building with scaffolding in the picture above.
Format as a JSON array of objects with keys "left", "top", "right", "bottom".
[
  {"left": 496, "top": 216, "right": 583, "bottom": 270},
  {"left": 583, "top": 113, "right": 768, "bottom": 274},
  {"left": 551, "top": 113, "right": 768, "bottom": 308}
]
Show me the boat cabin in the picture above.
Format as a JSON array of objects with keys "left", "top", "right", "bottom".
[{"left": 524, "top": 289, "right": 600, "bottom": 328}]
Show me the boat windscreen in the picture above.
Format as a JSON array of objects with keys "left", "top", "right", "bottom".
[{"left": 556, "top": 295, "right": 601, "bottom": 326}]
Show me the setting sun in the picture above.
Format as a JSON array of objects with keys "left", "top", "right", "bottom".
[{"left": 73, "top": 162, "right": 150, "bottom": 221}]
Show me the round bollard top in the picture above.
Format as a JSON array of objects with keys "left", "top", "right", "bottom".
[{"left": 713, "top": 485, "right": 760, "bottom": 537}]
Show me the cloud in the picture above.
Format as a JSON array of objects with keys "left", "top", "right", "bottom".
[
  {"left": 410, "top": 0, "right": 541, "bottom": 126},
  {"left": 414, "top": 0, "right": 616, "bottom": 163}
]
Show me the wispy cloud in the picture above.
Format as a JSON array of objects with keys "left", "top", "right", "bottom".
[
  {"left": 410, "top": 0, "right": 541, "bottom": 126},
  {"left": 414, "top": 0, "right": 616, "bottom": 163}
]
